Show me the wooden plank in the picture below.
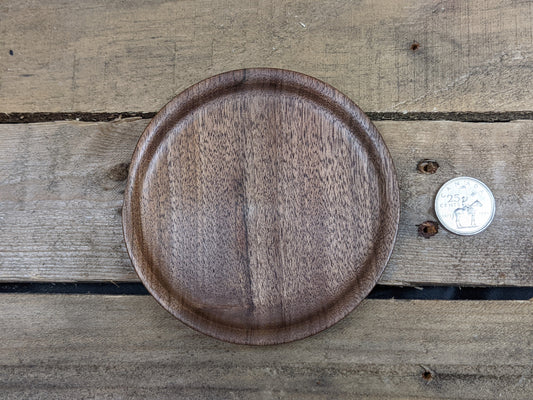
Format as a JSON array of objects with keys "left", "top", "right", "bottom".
[
  {"left": 0, "top": 118, "right": 532, "bottom": 285},
  {"left": 0, "top": 119, "right": 139, "bottom": 281},
  {"left": 2, "top": 0, "right": 533, "bottom": 113},
  {"left": 1, "top": 295, "right": 532, "bottom": 399},
  {"left": 382, "top": 120, "right": 533, "bottom": 286}
]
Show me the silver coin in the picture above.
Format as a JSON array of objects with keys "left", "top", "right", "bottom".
[{"left": 434, "top": 177, "right": 495, "bottom": 235}]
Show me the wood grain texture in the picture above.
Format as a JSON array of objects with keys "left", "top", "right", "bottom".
[
  {"left": 2, "top": 0, "right": 533, "bottom": 113},
  {"left": 122, "top": 69, "right": 400, "bottom": 344},
  {"left": 1, "top": 118, "right": 532, "bottom": 285},
  {"left": 1, "top": 295, "right": 532, "bottom": 399},
  {"left": 382, "top": 120, "right": 533, "bottom": 286},
  {"left": 0, "top": 119, "right": 139, "bottom": 281}
]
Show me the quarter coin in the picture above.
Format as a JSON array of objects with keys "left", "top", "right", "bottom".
[{"left": 435, "top": 177, "right": 495, "bottom": 235}]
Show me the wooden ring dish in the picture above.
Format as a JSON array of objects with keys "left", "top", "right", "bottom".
[{"left": 123, "top": 68, "right": 400, "bottom": 344}]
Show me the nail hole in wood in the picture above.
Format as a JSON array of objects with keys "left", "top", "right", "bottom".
[
  {"left": 410, "top": 42, "right": 420, "bottom": 51},
  {"left": 417, "top": 159, "right": 439, "bottom": 174},
  {"left": 417, "top": 221, "right": 439, "bottom": 238},
  {"left": 422, "top": 370, "right": 433, "bottom": 381}
]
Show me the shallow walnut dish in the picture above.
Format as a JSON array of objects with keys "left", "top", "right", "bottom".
[{"left": 123, "top": 69, "right": 400, "bottom": 345}]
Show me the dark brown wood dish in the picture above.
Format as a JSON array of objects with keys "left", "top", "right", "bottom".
[{"left": 123, "top": 68, "right": 400, "bottom": 345}]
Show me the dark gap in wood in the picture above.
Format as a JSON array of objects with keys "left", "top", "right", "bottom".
[
  {"left": 367, "top": 111, "right": 533, "bottom": 122},
  {"left": 1, "top": 283, "right": 533, "bottom": 300},
  {"left": 2, "top": 111, "right": 533, "bottom": 123},
  {"left": 368, "top": 286, "right": 533, "bottom": 300},
  {"left": 0, "top": 282, "right": 150, "bottom": 295},
  {"left": 0, "top": 112, "right": 156, "bottom": 123}
]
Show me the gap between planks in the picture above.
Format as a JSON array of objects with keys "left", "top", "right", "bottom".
[{"left": 3, "top": 111, "right": 533, "bottom": 124}]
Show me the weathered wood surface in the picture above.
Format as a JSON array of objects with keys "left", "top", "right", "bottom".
[
  {"left": 0, "top": 119, "right": 531, "bottom": 285},
  {"left": 2, "top": 0, "right": 533, "bottom": 113},
  {"left": 1, "top": 295, "right": 532, "bottom": 399},
  {"left": 0, "top": 120, "right": 136, "bottom": 281},
  {"left": 383, "top": 120, "right": 533, "bottom": 286}
]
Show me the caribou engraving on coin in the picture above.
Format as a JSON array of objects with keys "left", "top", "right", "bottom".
[{"left": 435, "top": 177, "right": 495, "bottom": 235}]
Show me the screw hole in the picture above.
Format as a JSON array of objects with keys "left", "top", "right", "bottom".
[
  {"left": 422, "top": 371, "right": 433, "bottom": 381},
  {"left": 417, "top": 159, "right": 439, "bottom": 174},
  {"left": 410, "top": 42, "right": 420, "bottom": 51},
  {"left": 417, "top": 221, "right": 439, "bottom": 238}
]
